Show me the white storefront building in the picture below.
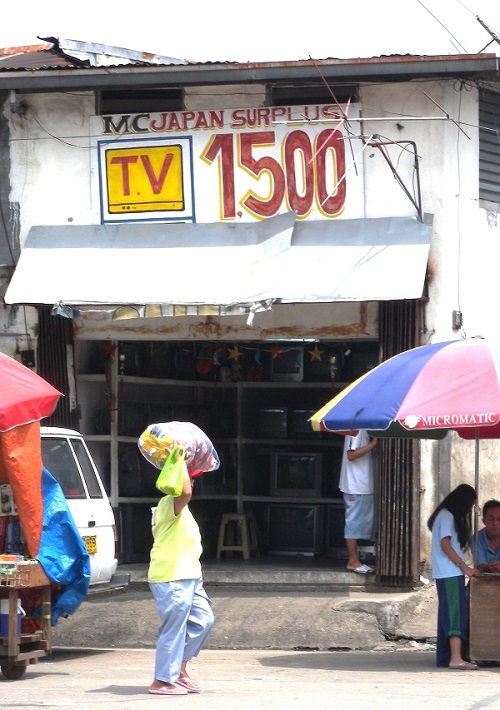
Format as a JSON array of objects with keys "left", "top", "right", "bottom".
[{"left": 0, "top": 41, "right": 499, "bottom": 582}]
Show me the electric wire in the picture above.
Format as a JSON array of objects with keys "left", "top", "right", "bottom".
[
  {"left": 456, "top": 82, "right": 465, "bottom": 337},
  {"left": 416, "top": 0, "right": 469, "bottom": 53}
]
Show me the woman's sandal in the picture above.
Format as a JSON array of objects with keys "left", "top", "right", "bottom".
[
  {"left": 149, "top": 684, "right": 188, "bottom": 695},
  {"left": 448, "top": 661, "right": 479, "bottom": 670},
  {"left": 176, "top": 676, "right": 202, "bottom": 693}
]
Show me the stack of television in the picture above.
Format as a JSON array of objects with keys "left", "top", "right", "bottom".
[{"left": 266, "top": 451, "right": 324, "bottom": 555}]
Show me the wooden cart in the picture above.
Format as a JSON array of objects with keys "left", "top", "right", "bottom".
[
  {"left": 0, "top": 561, "right": 52, "bottom": 680},
  {"left": 469, "top": 574, "right": 500, "bottom": 663}
]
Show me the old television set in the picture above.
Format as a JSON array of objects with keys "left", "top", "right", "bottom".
[
  {"left": 172, "top": 345, "right": 197, "bottom": 380},
  {"left": 289, "top": 409, "right": 319, "bottom": 438},
  {"left": 266, "top": 504, "right": 324, "bottom": 555},
  {"left": 344, "top": 341, "right": 380, "bottom": 381},
  {"left": 117, "top": 503, "right": 154, "bottom": 563},
  {"left": 258, "top": 407, "right": 288, "bottom": 439},
  {"left": 270, "top": 452, "right": 323, "bottom": 497},
  {"left": 118, "top": 401, "right": 150, "bottom": 437},
  {"left": 325, "top": 503, "right": 346, "bottom": 558},
  {"left": 269, "top": 346, "right": 304, "bottom": 382},
  {"left": 215, "top": 404, "right": 236, "bottom": 437},
  {"left": 192, "top": 444, "right": 234, "bottom": 495},
  {"left": 118, "top": 446, "right": 158, "bottom": 498},
  {"left": 193, "top": 466, "right": 226, "bottom": 495}
]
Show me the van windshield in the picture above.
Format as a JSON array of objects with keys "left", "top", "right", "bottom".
[{"left": 41, "top": 438, "right": 86, "bottom": 499}]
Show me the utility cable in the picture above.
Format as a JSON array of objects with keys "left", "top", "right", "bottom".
[{"left": 416, "top": 0, "right": 469, "bottom": 53}]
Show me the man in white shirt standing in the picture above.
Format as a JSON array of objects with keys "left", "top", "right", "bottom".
[{"left": 339, "top": 430, "right": 377, "bottom": 574}]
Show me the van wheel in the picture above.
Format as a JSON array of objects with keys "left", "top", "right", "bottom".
[{"left": 1, "top": 662, "right": 27, "bottom": 679}]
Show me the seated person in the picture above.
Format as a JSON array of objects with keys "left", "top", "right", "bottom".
[{"left": 471, "top": 499, "right": 500, "bottom": 573}]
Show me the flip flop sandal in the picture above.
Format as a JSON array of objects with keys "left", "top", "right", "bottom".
[
  {"left": 176, "top": 677, "right": 202, "bottom": 693},
  {"left": 149, "top": 684, "right": 188, "bottom": 695},
  {"left": 347, "top": 564, "right": 374, "bottom": 574},
  {"left": 448, "top": 662, "right": 479, "bottom": 670}
]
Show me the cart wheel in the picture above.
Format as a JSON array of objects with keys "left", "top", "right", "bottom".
[{"left": 1, "top": 662, "right": 27, "bottom": 680}]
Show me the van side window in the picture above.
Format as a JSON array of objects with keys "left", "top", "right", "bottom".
[
  {"left": 41, "top": 438, "right": 86, "bottom": 499},
  {"left": 72, "top": 439, "right": 103, "bottom": 499}
]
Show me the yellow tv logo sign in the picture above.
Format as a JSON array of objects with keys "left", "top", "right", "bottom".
[{"left": 105, "top": 144, "right": 184, "bottom": 214}]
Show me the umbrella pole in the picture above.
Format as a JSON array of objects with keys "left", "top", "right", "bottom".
[{"left": 474, "top": 429, "right": 480, "bottom": 564}]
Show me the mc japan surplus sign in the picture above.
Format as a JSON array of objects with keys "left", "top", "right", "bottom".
[{"left": 94, "top": 104, "right": 364, "bottom": 224}]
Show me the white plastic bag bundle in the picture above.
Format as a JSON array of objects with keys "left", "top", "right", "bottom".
[{"left": 138, "top": 421, "right": 220, "bottom": 478}]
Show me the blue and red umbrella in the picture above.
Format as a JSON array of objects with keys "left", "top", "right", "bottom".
[{"left": 311, "top": 337, "right": 500, "bottom": 441}]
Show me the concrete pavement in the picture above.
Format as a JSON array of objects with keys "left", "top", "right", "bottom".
[
  {"left": 49, "top": 559, "right": 438, "bottom": 652},
  {"left": 4, "top": 559, "right": 482, "bottom": 709},
  {"left": 50, "top": 582, "right": 439, "bottom": 651},
  {"left": 3, "top": 647, "right": 500, "bottom": 709}
]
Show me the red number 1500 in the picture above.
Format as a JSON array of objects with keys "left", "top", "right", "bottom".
[{"left": 201, "top": 129, "right": 346, "bottom": 220}]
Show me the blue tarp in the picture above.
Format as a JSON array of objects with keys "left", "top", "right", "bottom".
[{"left": 36, "top": 467, "right": 90, "bottom": 624}]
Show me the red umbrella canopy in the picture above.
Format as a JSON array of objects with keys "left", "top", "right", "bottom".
[
  {"left": 0, "top": 352, "right": 62, "bottom": 432},
  {"left": 311, "top": 337, "right": 500, "bottom": 439}
]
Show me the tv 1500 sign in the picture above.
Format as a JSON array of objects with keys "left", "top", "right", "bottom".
[
  {"left": 202, "top": 129, "right": 345, "bottom": 219},
  {"left": 99, "top": 125, "right": 350, "bottom": 223}
]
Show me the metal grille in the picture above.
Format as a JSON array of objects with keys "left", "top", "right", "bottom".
[
  {"left": 37, "top": 306, "right": 73, "bottom": 428},
  {"left": 479, "top": 88, "right": 500, "bottom": 204},
  {"left": 377, "top": 299, "right": 423, "bottom": 586}
]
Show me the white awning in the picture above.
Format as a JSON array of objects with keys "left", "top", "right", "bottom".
[
  {"left": 283, "top": 216, "right": 432, "bottom": 302},
  {"left": 4, "top": 212, "right": 432, "bottom": 312}
]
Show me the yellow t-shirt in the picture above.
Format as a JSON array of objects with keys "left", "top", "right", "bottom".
[{"left": 148, "top": 494, "right": 202, "bottom": 583}]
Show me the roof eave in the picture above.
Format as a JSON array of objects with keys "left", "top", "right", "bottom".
[{"left": 0, "top": 54, "right": 498, "bottom": 91}]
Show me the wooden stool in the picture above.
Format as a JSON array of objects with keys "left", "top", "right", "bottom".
[{"left": 216, "top": 513, "right": 259, "bottom": 560}]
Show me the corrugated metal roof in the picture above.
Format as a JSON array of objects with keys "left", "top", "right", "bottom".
[
  {"left": 0, "top": 37, "right": 188, "bottom": 71},
  {"left": 0, "top": 43, "right": 51, "bottom": 56},
  {"left": 0, "top": 41, "right": 90, "bottom": 70},
  {"left": 0, "top": 38, "right": 497, "bottom": 91},
  {"left": 54, "top": 38, "right": 189, "bottom": 66}
]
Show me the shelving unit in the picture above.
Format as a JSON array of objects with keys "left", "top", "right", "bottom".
[{"left": 74, "top": 339, "right": 379, "bottom": 562}]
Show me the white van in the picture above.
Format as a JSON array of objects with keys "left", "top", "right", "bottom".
[{"left": 40, "top": 426, "right": 128, "bottom": 591}]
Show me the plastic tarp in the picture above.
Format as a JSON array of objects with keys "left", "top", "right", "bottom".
[
  {"left": 37, "top": 468, "right": 90, "bottom": 624},
  {"left": 0, "top": 422, "right": 45, "bottom": 557}
]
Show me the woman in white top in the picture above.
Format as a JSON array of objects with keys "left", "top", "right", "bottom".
[{"left": 427, "top": 484, "right": 479, "bottom": 670}]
